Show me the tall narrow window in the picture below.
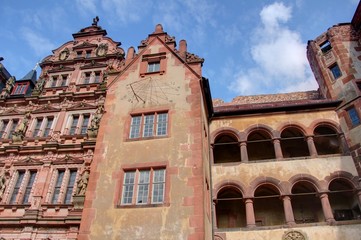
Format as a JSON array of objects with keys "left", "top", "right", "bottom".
[
  {"left": 12, "top": 83, "right": 28, "bottom": 95},
  {"left": 51, "top": 76, "right": 58, "bottom": 87},
  {"left": 152, "top": 169, "right": 165, "bottom": 203},
  {"left": 69, "top": 116, "right": 79, "bottom": 135},
  {"left": 320, "top": 40, "right": 332, "bottom": 53},
  {"left": 10, "top": 172, "right": 25, "bottom": 204},
  {"left": 60, "top": 74, "right": 68, "bottom": 86},
  {"left": 23, "top": 172, "right": 37, "bottom": 203},
  {"left": 64, "top": 170, "right": 77, "bottom": 204},
  {"left": 348, "top": 107, "right": 360, "bottom": 127},
  {"left": 94, "top": 72, "right": 101, "bottom": 83},
  {"left": 0, "top": 120, "right": 9, "bottom": 138},
  {"left": 43, "top": 117, "right": 53, "bottom": 137},
  {"left": 80, "top": 115, "right": 90, "bottom": 134},
  {"left": 32, "top": 118, "right": 43, "bottom": 137},
  {"left": 330, "top": 64, "right": 342, "bottom": 79},
  {"left": 8, "top": 119, "right": 18, "bottom": 139},
  {"left": 84, "top": 72, "right": 91, "bottom": 84},
  {"left": 129, "top": 112, "right": 168, "bottom": 139},
  {"left": 147, "top": 62, "right": 160, "bottom": 73},
  {"left": 129, "top": 116, "right": 141, "bottom": 139},
  {"left": 52, "top": 170, "right": 65, "bottom": 203},
  {"left": 121, "top": 168, "right": 166, "bottom": 206},
  {"left": 122, "top": 171, "right": 135, "bottom": 205},
  {"left": 85, "top": 50, "right": 92, "bottom": 58}
]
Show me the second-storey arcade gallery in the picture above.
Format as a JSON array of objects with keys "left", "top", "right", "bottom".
[{"left": 0, "top": 4, "right": 361, "bottom": 240}]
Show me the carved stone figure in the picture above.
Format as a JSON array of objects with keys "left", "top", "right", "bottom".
[
  {"left": 33, "top": 77, "right": 46, "bottom": 94},
  {"left": 0, "top": 171, "right": 9, "bottom": 200},
  {"left": 5, "top": 76, "right": 15, "bottom": 93},
  {"left": 12, "top": 112, "right": 31, "bottom": 142},
  {"left": 90, "top": 105, "right": 105, "bottom": 130},
  {"left": 75, "top": 170, "right": 90, "bottom": 196}
]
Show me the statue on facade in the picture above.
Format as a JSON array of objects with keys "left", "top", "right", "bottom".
[
  {"left": 75, "top": 170, "right": 90, "bottom": 196},
  {"left": 12, "top": 112, "right": 31, "bottom": 142},
  {"left": 90, "top": 105, "right": 105, "bottom": 130},
  {"left": 32, "top": 77, "right": 46, "bottom": 95},
  {"left": 1, "top": 76, "right": 15, "bottom": 98},
  {"left": 0, "top": 171, "right": 9, "bottom": 201}
]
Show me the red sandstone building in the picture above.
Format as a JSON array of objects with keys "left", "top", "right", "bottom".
[{"left": 0, "top": 3, "right": 360, "bottom": 240}]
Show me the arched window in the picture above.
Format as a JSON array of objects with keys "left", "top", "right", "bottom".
[
  {"left": 247, "top": 130, "right": 275, "bottom": 161},
  {"left": 281, "top": 127, "right": 309, "bottom": 158},
  {"left": 291, "top": 181, "right": 323, "bottom": 223},
  {"left": 328, "top": 179, "right": 360, "bottom": 221},
  {"left": 213, "top": 134, "right": 240, "bottom": 163},
  {"left": 253, "top": 184, "right": 283, "bottom": 226},
  {"left": 313, "top": 125, "right": 341, "bottom": 155},
  {"left": 215, "top": 187, "right": 246, "bottom": 228}
]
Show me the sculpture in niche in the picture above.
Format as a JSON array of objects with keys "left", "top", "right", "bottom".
[
  {"left": 87, "top": 105, "right": 104, "bottom": 139},
  {"left": 12, "top": 112, "right": 31, "bottom": 142},
  {"left": 32, "top": 77, "right": 46, "bottom": 95},
  {"left": 75, "top": 170, "right": 90, "bottom": 196},
  {"left": 1, "top": 76, "right": 15, "bottom": 98}
]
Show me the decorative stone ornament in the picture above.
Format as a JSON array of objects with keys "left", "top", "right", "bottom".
[
  {"left": 282, "top": 230, "right": 307, "bottom": 240},
  {"left": 59, "top": 48, "right": 70, "bottom": 61},
  {"left": 96, "top": 43, "right": 108, "bottom": 57}
]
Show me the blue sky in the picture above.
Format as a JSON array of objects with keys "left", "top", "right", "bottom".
[{"left": 0, "top": 0, "right": 359, "bottom": 102}]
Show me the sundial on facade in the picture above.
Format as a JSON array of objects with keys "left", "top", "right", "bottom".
[{"left": 124, "top": 77, "right": 180, "bottom": 106}]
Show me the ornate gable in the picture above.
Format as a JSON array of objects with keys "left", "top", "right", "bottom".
[{"left": 73, "top": 41, "right": 98, "bottom": 50}]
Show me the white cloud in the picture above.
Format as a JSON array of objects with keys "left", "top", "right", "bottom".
[
  {"left": 21, "top": 28, "right": 56, "bottom": 57},
  {"left": 75, "top": 0, "right": 97, "bottom": 16},
  {"left": 228, "top": 2, "right": 318, "bottom": 96}
]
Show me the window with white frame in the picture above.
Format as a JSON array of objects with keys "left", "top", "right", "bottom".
[
  {"left": 51, "top": 169, "right": 77, "bottom": 204},
  {"left": 147, "top": 62, "right": 160, "bottom": 73},
  {"left": 66, "top": 113, "right": 91, "bottom": 135},
  {"left": 31, "top": 116, "right": 54, "bottom": 138},
  {"left": 80, "top": 71, "right": 103, "bottom": 84},
  {"left": 0, "top": 118, "right": 19, "bottom": 139},
  {"left": 47, "top": 74, "right": 69, "bottom": 88},
  {"left": 8, "top": 170, "right": 37, "bottom": 204},
  {"left": 129, "top": 112, "right": 168, "bottom": 139},
  {"left": 121, "top": 168, "right": 166, "bottom": 205}
]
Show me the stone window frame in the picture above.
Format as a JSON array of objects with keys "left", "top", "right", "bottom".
[
  {"left": 3, "top": 169, "right": 38, "bottom": 205},
  {"left": 11, "top": 82, "right": 29, "bottom": 95},
  {"left": 45, "top": 167, "right": 79, "bottom": 205},
  {"left": 0, "top": 117, "right": 20, "bottom": 139},
  {"left": 329, "top": 63, "right": 342, "bottom": 80},
  {"left": 128, "top": 111, "right": 169, "bottom": 140},
  {"left": 63, "top": 111, "right": 94, "bottom": 136},
  {"left": 46, "top": 73, "right": 70, "bottom": 88},
  {"left": 140, "top": 52, "right": 166, "bottom": 77},
  {"left": 78, "top": 70, "right": 103, "bottom": 85},
  {"left": 116, "top": 162, "right": 170, "bottom": 208},
  {"left": 28, "top": 114, "right": 57, "bottom": 138}
]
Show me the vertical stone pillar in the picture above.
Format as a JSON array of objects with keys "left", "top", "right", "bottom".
[
  {"left": 212, "top": 201, "right": 217, "bottom": 229},
  {"left": 244, "top": 198, "right": 256, "bottom": 228},
  {"left": 339, "top": 133, "right": 350, "bottom": 155},
  {"left": 307, "top": 136, "right": 318, "bottom": 157},
  {"left": 240, "top": 142, "right": 248, "bottom": 162},
  {"left": 210, "top": 145, "right": 215, "bottom": 164},
  {"left": 319, "top": 193, "right": 335, "bottom": 224},
  {"left": 273, "top": 139, "right": 283, "bottom": 160},
  {"left": 282, "top": 196, "right": 295, "bottom": 226},
  {"left": 356, "top": 190, "right": 361, "bottom": 211}
]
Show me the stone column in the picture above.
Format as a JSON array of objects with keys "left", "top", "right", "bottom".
[
  {"left": 282, "top": 195, "right": 295, "bottom": 226},
  {"left": 273, "top": 139, "right": 283, "bottom": 160},
  {"left": 244, "top": 198, "right": 256, "bottom": 228},
  {"left": 307, "top": 136, "right": 318, "bottom": 157},
  {"left": 212, "top": 201, "right": 218, "bottom": 229},
  {"left": 240, "top": 142, "right": 248, "bottom": 162},
  {"left": 319, "top": 193, "right": 335, "bottom": 224}
]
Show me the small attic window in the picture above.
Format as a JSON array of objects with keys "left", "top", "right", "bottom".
[
  {"left": 320, "top": 40, "right": 332, "bottom": 53},
  {"left": 12, "top": 82, "right": 29, "bottom": 95}
]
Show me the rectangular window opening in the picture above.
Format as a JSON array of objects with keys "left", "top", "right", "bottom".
[
  {"left": 347, "top": 107, "right": 361, "bottom": 127},
  {"left": 320, "top": 40, "right": 332, "bottom": 53},
  {"left": 147, "top": 62, "right": 160, "bottom": 73},
  {"left": 330, "top": 64, "right": 342, "bottom": 80},
  {"left": 129, "top": 112, "right": 168, "bottom": 139}
]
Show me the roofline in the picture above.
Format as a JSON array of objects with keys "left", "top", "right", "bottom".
[{"left": 211, "top": 99, "right": 342, "bottom": 118}]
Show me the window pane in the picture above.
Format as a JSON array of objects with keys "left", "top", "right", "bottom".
[
  {"left": 69, "top": 116, "right": 79, "bottom": 135},
  {"left": 0, "top": 120, "right": 9, "bottom": 138},
  {"left": 152, "top": 169, "right": 165, "bottom": 203},
  {"left": 94, "top": 72, "right": 101, "bottom": 83},
  {"left": 33, "top": 118, "right": 43, "bottom": 137},
  {"left": 8, "top": 120, "right": 18, "bottom": 139},
  {"left": 330, "top": 64, "right": 341, "bottom": 79},
  {"left": 137, "top": 171, "right": 150, "bottom": 204},
  {"left": 43, "top": 117, "right": 53, "bottom": 137},
  {"left": 52, "top": 170, "right": 65, "bottom": 203},
  {"left": 147, "top": 62, "right": 160, "bottom": 72},
  {"left": 61, "top": 75, "right": 68, "bottom": 86},
  {"left": 122, "top": 171, "right": 135, "bottom": 204},
  {"left": 84, "top": 73, "right": 91, "bottom": 84},
  {"left": 156, "top": 113, "right": 168, "bottom": 136},
  {"left": 23, "top": 171, "right": 37, "bottom": 204},
  {"left": 51, "top": 76, "right": 58, "bottom": 87},
  {"left": 65, "top": 170, "right": 77, "bottom": 204},
  {"left": 143, "top": 115, "right": 154, "bottom": 137},
  {"left": 130, "top": 116, "right": 141, "bottom": 138},
  {"left": 10, "top": 172, "right": 25, "bottom": 204},
  {"left": 81, "top": 115, "right": 90, "bottom": 134},
  {"left": 348, "top": 108, "right": 360, "bottom": 126}
]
